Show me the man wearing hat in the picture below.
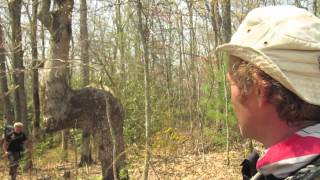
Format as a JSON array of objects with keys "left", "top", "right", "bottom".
[
  {"left": 3, "top": 122, "right": 28, "bottom": 180},
  {"left": 216, "top": 6, "right": 320, "bottom": 179}
]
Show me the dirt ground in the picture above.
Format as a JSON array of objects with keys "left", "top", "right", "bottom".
[
  {"left": 0, "top": 148, "right": 243, "bottom": 180},
  {"left": 131, "top": 150, "right": 243, "bottom": 180}
]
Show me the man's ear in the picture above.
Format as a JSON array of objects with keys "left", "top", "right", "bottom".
[{"left": 254, "top": 75, "right": 268, "bottom": 107}]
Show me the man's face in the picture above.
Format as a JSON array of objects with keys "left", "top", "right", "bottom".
[
  {"left": 227, "top": 73, "right": 262, "bottom": 139},
  {"left": 14, "top": 126, "right": 22, "bottom": 133}
]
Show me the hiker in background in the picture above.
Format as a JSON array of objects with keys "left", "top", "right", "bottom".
[
  {"left": 3, "top": 122, "right": 28, "bottom": 180},
  {"left": 216, "top": 6, "right": 320, "bottom": 179}
]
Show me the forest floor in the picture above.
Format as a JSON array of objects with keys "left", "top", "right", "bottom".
[
  {"left": 0, "top": 150, "right": 243, "bottom": 180},
  {"left": 0, "top": 133, "right": 246, "bottom": 180}
]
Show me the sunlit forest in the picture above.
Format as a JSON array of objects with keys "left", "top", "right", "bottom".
[{"left": 0, "top": 0, "right": 318, "bottom": 179}]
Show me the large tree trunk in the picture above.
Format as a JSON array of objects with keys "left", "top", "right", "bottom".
[
  {"left": 8, "top": 0, "right": 28, "bottom": 132},
  {"left": 9, "top": 0, "right": 32, "bottom": 170},
  {"left": 79, "top": 0, "right": 93, "bottom": 167},
  {"left": 31, "top": 0, "right": 41, "bottom": 139},
  {"left": 0, "top": 22, "right": 14, "bottom": 125},
  {"left": 38, "top": 1, "right": 127, "bottom": 179}
]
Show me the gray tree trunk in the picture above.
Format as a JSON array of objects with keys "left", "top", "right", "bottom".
[
  {"left": 136, "top": 1, "right": 151, "bottom": 179},
  {"left": 115, "top": 0, "right": 126, "bottom": 95},
  {"left": 207, "top": 0, "right": 219, "bottom": 48},
  {"left": 8, "top": 0, "right": 28, "bottom": 132},
  {"left": 31, "top": 0, "right": 41, "bottom": 139},
  {"left": 38, "top": 1, "right": 127, "bottom": 179},
  {"left": 62, "top": 130, "right": 69, "bottom": 160},
  {"left": 222, "top": 0, "right": 231, "bottom": 43},
  {"left": 0, "top": 22, "right": 14, "bottom": 125},
  {"left": 79, "top": 0, "right": 93, "bottom": 167},
  {"left": 9, "top": 0, "right": 32, "bottom": 170},
  {"left": 222, "top": 0, "right": 231, "bottom": 165}
]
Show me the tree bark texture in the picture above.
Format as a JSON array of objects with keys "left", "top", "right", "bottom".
[
  {"left": 79, "top": 0, "right": 93, "bottom": 167},
  {"left": 8, "top": 0, "right": 28, "bottom": 132},
  {"left": 31, "top": 0, "right": 41, "bottom": 138},
  {"left": 9, "top": 0, "right": 32, "bottom": 170},
  {"left": 222, "top": 0, "right": 231, "bottom": 43}
]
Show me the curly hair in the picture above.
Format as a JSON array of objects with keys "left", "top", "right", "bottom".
[{"left": 228, "top": 55, "right": 320, "bottom": 127}]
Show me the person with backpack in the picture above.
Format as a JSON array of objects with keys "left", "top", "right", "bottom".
[
  {"left": 216, "top": 6, "right": 320, "bottom": 180},
  {"left": 3, "top": 122, "right": 28, "bottom": 180}
]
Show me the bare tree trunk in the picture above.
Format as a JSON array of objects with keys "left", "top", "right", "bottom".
[
  {"left": 39, "top": 22, "right": 46, "bottom": 141},
  {"left": 62, "top": 130, "right": 69, "bottom": 160},
  {"left": 178, "top": 11, "right": 184, "bottom": 128},
  {"left": 222, "top": 0, "right": 231, "bottom": 43},
  {"left": 104, "top": 91, "right": 118, "bottom": 180},
  {"left": 115, "top": 0, "right": 126, "bottom": 96},
  {"left": 8, "top": 0, "right": 28, "bottom": 132},
  {"left": 38, "top": 0, "right": 73, "bottom": 131},
  {"left": 210, "top": 0, "right": 223, "bottom": 50},
  {"left": 38, "top": 1, "right": 127, "bottom": 179},
  {"left": 9, "top": 0, "right": 32, "bottom": 171},
  {"left": 207, "top": 0, "right": 219, "bottom": 48},
  {"left": 80, "top": 0, "right": 89, "bottom": 102},
  {"left": 222, "top": 0, "right": 231, "bottom": 165},
  {"left": 137, "top": 0, "right": 151, "bottom": 179},
  {"left": 0, "top": 22, "right": 14, "bottom": 125},
  {"left": 31, "top": 0, "right": 41, "bottom": 139},
  {"left": 79, "top": 0, "right": 93, "bottom": 167},
  {"left": 186, "top": 0, "right": 197, "bottom": 132},
  {"left": 222, "top": 62, "right": 229, "bottom": 165},
  {"left": 209, "top": 0, "right": 223, "bottom": 130}
]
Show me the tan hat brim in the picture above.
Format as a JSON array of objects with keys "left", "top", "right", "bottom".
[{"left": 216, "top": 44, "right": 320, "bottom": 106}]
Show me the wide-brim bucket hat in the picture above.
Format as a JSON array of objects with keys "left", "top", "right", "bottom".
[{"left": 216, "top": 5, "right": 320, "bottom": 106}]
